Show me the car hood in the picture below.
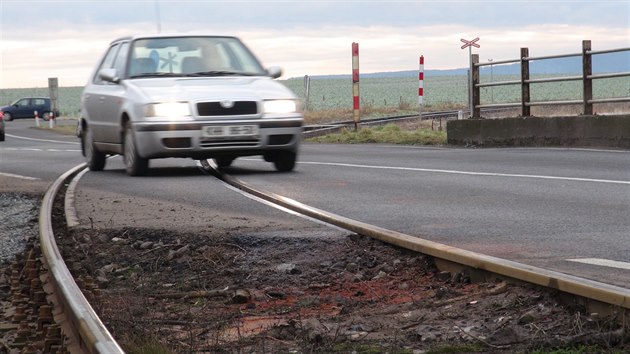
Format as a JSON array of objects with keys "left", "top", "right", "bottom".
[{"left": 126, "top": 76, "right": 297, "bottom": 103}]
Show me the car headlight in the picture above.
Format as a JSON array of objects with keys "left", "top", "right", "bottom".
[
  {"left": 263, "top": 100, "right": 298, "bottom": 114},
  {"left": 144, "top": 102, "right": 191, "bottom": 118}
]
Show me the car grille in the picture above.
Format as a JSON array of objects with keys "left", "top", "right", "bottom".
[
  {"left": 268, "top": 134, "right": 294, "bottom": 145},
  {"left": 197, "top": 101, "right": 258, "bottom": 116},
  {"left": 200, "top": 139, "right": 260, "bottom": 148}
]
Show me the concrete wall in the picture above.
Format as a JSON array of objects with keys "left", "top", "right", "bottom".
[{"left": 447, "top": 115, "right": 630, "bottom": 148}]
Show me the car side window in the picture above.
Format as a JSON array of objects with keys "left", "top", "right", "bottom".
[
  {"left": 93, "top": 43, "right": 121, "bottom": 84},
  {"left": 32, "top": 99, "right": 46, "bottom": 106},
  {"left": 113, "top": 42, "right": 129, "bottom": 78},
  {"left": 16, "top": 99, "right": 30, "bottom": 107}
]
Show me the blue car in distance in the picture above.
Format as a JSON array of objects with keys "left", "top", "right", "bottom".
[{"left": 1, "top": 97, "right": 59, "bottom": 121}]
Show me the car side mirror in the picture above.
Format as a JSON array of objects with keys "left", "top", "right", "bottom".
[
  {"left": 99, "top": 68, "right": 120, "bottom": 83},
  {"left": 266, "top": 66, "right": 282, "bottom": 79}
]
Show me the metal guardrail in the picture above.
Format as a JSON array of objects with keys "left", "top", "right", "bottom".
[
  {"left": 40, "top": 163, "right": 125, "bottom": 354},
  {"left": 471, "top": 40, "right": 630, "bottom": 118}
]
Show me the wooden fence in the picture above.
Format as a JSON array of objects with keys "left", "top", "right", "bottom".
[{"left": 471, "top": 40, "right": 630, "bottom": 119}]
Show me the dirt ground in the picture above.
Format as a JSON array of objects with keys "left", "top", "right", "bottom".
[{"left": 55, "top": 222, "right": 628, "bottom": 353}]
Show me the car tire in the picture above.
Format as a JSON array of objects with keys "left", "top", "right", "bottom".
[
  {"left": 3, "top": 112, "right": 12, "bottom": 122},
  {"left": 214, "top": 157, "right": 235, "bottom": 168},
  {"left": 123, "top": 123, "right": 149, "bottom": 176},
  {"left": 272, "top": 151, "right": 297, "bottom": 172},
  {"left": 42, "top": 112, "right": 51, "bottom": 121},
  {"left": 83, "top": 126, "right": 106, "bottom": 171}
]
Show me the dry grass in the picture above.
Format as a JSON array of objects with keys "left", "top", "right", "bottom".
[
  {"left": 308, "top": 124, "right": 446, "bottom": 145},
  {"left": 304, "top": 102, "right": 467, "bottom": 125}
]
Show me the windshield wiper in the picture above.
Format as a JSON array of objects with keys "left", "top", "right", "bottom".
[
  {"left": 129, "top": 72, "right": 183, "bottom": 79},
  {"left": 185, "top": 70, "right": 258, "bottom": 77}
]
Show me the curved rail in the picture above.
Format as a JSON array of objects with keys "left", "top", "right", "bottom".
[
  {"left": 202, "top": 160, "right": 630, "bottom": 312},
  {"left": 39, "top": 163, "right": 124, "bottom": 354},
  {"left": 303, "top": 107, "right": 514, "bottom": 138}
]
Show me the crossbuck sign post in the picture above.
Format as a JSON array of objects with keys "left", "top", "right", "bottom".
[{"left": 461, "top": 37, "right": 480, "bottom": 118}]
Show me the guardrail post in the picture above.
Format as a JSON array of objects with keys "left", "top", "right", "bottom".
[
  {"left": 520, "top": 47, "right": 531, "bottom": 117},
  {"left": 582, "top": 40, "right": 593, "bottom": 115},
  {"left": 472, "top": 54, "right": 480, "bottom": 118}
]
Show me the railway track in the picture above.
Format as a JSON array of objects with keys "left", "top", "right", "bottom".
[
  {"left": 3, "top": 134, "right": 629, "bottom": 352},
  {"left": 302, "top": 107, "right": 515, "bottom": 138},
  {"left": 1, "top": 164, "right": 124, "bottom": 353}
]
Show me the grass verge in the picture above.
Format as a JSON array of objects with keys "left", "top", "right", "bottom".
[
  {"left": 307, "top": 124, "right": 446, "bottom": 146},
  {"left": 33, "top": 123, "right": 77, "bottom": 136},
  {"left": 303, "top": 102, "right": 465, "bottom": 125}
]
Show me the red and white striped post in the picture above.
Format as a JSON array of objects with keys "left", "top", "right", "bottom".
[
  {"left": 352, "top": 42, "right": 360, "bottom": 130},
  {"left": 34, "top": 111, "right": 40, "bottom": 127},
  {"left": 418, "top": 55, "right": 424, "bottom": 118},
  {"left": 49, "top": 111, "right": 55, "bottom": 128}
]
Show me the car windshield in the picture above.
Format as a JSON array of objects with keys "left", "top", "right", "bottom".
[{"left": 127, "top": 36, "right": 267, "bottom": 78}]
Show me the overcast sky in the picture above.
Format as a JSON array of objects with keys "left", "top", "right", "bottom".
[{"left": 1, "top": 0, "right": 628, "bottom": 88}]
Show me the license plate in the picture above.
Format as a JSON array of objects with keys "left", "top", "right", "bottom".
[{"left": 201, "top": 125, "right": 258, "bottom": 138}]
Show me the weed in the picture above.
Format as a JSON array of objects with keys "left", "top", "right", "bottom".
[
  {"left": 331, "top": 342, "right": 414, "bottom": 353},
  {"left": 426, "top": 343, "right": 485, "bottom": 353},
  {"left": 124, "top": 337, "right": 173, "bottom": 354},
  {"left": 529, "top": 344, "right": 626, "bottom": 354}
]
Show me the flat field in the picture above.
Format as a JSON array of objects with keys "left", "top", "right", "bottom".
[{"left": 1, "top": 74, "right": 627, "bottom": 118}]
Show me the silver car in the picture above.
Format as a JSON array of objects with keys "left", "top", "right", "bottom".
[{"left": 80, "top": 34, "right": 303, "bottom": 176}]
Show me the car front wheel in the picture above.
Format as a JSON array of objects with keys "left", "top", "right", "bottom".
[
  {"left": 271, "top": 151, "right": 297, "bottom": 172},
  {"left": 3, "top": 112, "right": 12, "bottom": 121},
  {"left": 214, "top": 156, "right": 235, "bottom": 168},
  {"left": 83, "top": 126, "right": 106, "bottom": 171},
  {"left": 123, "top": 124, "right": 149, "bottom": 176}
]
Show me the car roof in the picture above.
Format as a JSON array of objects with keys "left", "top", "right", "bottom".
[{"left": 110, "top": 33, "right": 239, "bottom": 45}]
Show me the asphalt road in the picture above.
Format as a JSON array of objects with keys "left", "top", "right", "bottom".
[
  {"left": 2, "top": 119, "right": 629, "bottom": 289},
  {"left": 0, "top": 119, "right": 83, "bottom": 183}
]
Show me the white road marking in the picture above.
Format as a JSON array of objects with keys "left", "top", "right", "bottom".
[
  {"left": 297, "top": 161, "right": 630, "bottom": 185},
  {"left": 6, "top": 133, "right": 80, "bottom": 145},
  {"left": 0, "top": 172, "right": 40, "bottom": 180},
  {"left": 567, "top": 258, "right": 630, "bottom": 270},
  {"left": 1, "top": 147, "right": 80, "bottom": 152},
  {"left": 381, "top": 145, "right": 628, "bottom": 153}
]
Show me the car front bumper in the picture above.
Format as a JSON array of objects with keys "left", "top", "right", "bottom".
[{"left": 132, "top": 117, "right": 303, "bottom": 159}]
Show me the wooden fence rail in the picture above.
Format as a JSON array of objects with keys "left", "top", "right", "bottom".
[{"left": 471, "top": 40, "right": 630, "bottom": 119}]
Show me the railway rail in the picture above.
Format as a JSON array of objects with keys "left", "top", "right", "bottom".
[
  {"left": 3, "top": 126, "right": 629, "bottom": 352},
  {"left": 1, "top": 164, "right": 124, "bottom": 353},
  {"left": 302, "top": 107, "right": 514, "bottom": 138}
]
